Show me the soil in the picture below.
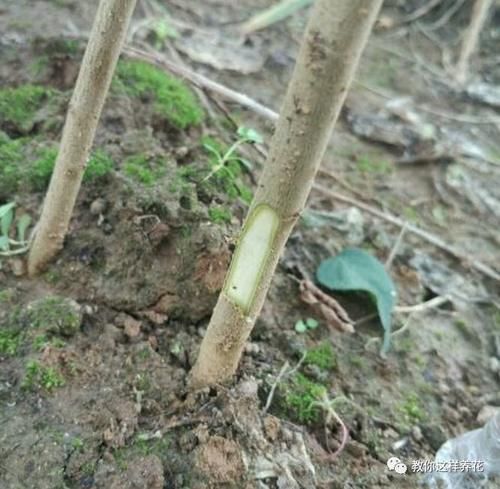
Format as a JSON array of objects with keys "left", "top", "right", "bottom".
[{"left": 1, "top": 1, "right": 500, "bottom": 488}]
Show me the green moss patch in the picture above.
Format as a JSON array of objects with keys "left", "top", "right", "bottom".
[
  {"left": 22, "top": 360, "right": 65, "bottom": 391},
  {"left": 208, "top": 205, "right": 232, "bottom": 224},
  {"left": 200, "top": 136, "right": 253, "bottom": 204},
  {"left": 0, "top": 132, "right": 24, "bottom": 197},
  {"left": 115, "top": 60, "right": 203, "bottom": 129},
  {"left": 304, "top": 342, "right": 336, "bottom": 370},
  {"left": 123, "top": 153, "right": 167, "bottom": 186},
  {"left": 0, "top": 84, "right": 51, "bottom": 132},
  {"left": 0, "top": 130, "right": 114, "bottom": 197},
  {"left": 282, "top": 373, "right": 327, "bottom": 424},
  {"left": 14, "top": 295, "right": 82, "bottom": 338},
  {"left": 0, "top": 328, "right": 23, "bottom": 355},
  {"left": 399, "top": 393, "right": 427, "bottom": 423},
  {"left": 29, "top": 146, "right": 58, "bottom": 190},
  {"left": 84, "top": 149, "right": 114, "bottom": 182}
]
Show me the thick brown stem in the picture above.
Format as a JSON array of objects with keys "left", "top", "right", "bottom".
[
  {"left": 190, "top": 0, "right": 383, "bottom": 389},
  {"left": 28, "top": 0, "right": 137, "bottom": 275},
  {"left": 455, "top": 0, "right": 493, "bottom": 85}
]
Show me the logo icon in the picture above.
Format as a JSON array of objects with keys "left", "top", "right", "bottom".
[{"left": 387, "top": 457, "right": 407, "bottom": 475}]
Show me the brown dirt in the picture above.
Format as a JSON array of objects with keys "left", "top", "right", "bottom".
[{"left": 1, "top": 1, "right": 500, "bottom": 488}]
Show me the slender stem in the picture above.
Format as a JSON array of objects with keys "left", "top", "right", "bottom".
[
  {"left": 27, "top": 0, "right": 137, "bottom": 275},
  {"left": 190, "top": 0, "right": 383, "bottom": 388}
]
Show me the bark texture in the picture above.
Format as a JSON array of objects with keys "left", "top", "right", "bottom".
[
  {"left": 28, "top": 0, "right": 137, "bottom": 275},
  {"left": 455, "top": 0, "right": 493, "bottom": 85},
  {"left": 190, "top": 0, "right": 383, "bottom": 389}
]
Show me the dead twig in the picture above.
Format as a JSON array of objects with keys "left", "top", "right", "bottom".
[
  {"left": 312, "top": 184, "right": 500, "bottom": 282},
  {"left": 395, "top": 0, "right": 443, "bottom": 26},
  {"left": 312, "top": 393, "right": 352, "bottom": 461},
  {"left": 262, "top": 361, "right": 289, "bottom": 415},
  {"left": 423, "top": 0, "right": 467, "bottom": 31},
  {"left": 262, "top": 352, "right": 307, "bottom": 415},
  {"left": 299, "top": 279, "right": 355, "bottom": 334},
  {"left": 396, "top": 295, "right": 449, "bottom": 313},
  {"left": 385, "top": 222, "right": 408, "bottom": 270},
  {"left": 123, "top": 45, "right": 279, "bottom": 122}
]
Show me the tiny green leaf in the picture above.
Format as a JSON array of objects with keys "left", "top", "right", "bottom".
[
  {"left": 0, "top": 202, "right": 15, "bottom": 221},
  {"left": 316, "top": 248, "right": 397, "bottom": 353},
  {"left": 237, "top": 126, "right": 264, "bottom": 144},
  {"left": 16, "top": 214, "right": 31, "bottom": 243},
  {"left": 0, "top": 235, "right": 9, "bottom": 251},
  {"left": 1, "top": 207, "right": 13, "bottom": 238},
  {"left": 237, "top": 157, "right": 254, "bottom": 171},
  {"left": 294, "top": 319, "right": 307, "bottom": 333},
  {"left": 203, "top": 142, "right": 222, "bottom": 160},
  {"left": 305, "top": 318, "right": 319, "bottom": 329}
]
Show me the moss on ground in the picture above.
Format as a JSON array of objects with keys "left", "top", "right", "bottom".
[
  {"left": 84, "top": 149, "right": 114, "bottom": 182},
  {"left": 399, "top": 393, "right": 427, "bottom": 423},
  {"left": 200, "top": 135, "right": 253, "bottom": 204},
  {"left": 208, "top": 205, "right": 232, "bottom": 224},
  {"left": 22, "top": 359, "right": 65, "bottom": 391},
  {"left": 12, "top": 295, "right": 82, "bottom": 338},
  {"left": 304, "top": 342, "right": 336, "bottom": 370},
  {"left": 357, "top": 154, "right": 392, "bottom": 175},
  {"left": 123, "top": 153, "right": 166, "bottom": 186},
  {"left": 115, "top": 60, "right": 203, "bottom": 129},
  {"left": 0, "top": 328, "right": 22, "bottom": 355},
  {"left": 29, "top": 146, "right": 58, "bottom": 190},
  {"left": 0, "top": 132, "right": 24, "bottom": 197},
  {"left": 113, "top": 435, "right": 170, "bottom": 470},
  {"left": 0, "top": 84, "right": 51, "bottom": 132},
  {"left": 282, "top": 373, "right": 327, "bottom": 424},
  {"left": 0, "top": 129, "right": 114, "bottom": 196}
]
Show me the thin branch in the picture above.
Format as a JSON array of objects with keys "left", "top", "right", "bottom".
[
  {"left": 262, "top": 351, "right": 307, "bottom": 414},
  {"left": 396, "top": 295, "right": 449, "bottom": 313},
  {"left": 385, "top": 222, "right": 408, "bottom": 270},
  {"left": 123, "top": 46, "right": 279, "bottom": 122},
  {"left": 312, "top": 183, "right": 500, "bottom": 282},
  {"left": 395, "top": 0, "right": 443, "bottom": 26},
  {"left": 355, "top": 79, "right": 500, "bottom": 125},
  {"left": 424, "top": 0, "right": 467, "bottom": 31},
  {"left": 262, "top": 361, "right": 289, "bottom": 415}
]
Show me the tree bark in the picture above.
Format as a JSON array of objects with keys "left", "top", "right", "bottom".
[
  {"left": 28, "top": 0, "right": 137, "bottom": 275},
  {"left": 190, "top": 0, "right": 382, "bottom": 389},
  {"left": 455, "top": 0, "right": 493, "bottom": 85}
]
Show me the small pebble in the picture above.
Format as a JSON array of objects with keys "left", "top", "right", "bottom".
[
  {"left": 383, "top": 428, "right": 399, "bottom": 439},
  {"left": 175, "top": 146, "right": 189, "bottom": 158},
  {"left": 477, "top": 405, "right": 500, "bottom": 425},
  {"left": 10, "top": 258, "right": 25, "bottom": 276},
  {"left": 244, "top": 342, "right": 260, "bottom": 355},
  {"left": 458, "top": 406, "right": 472, "bottom": 419},
  {"left": 412, "top": 425, "right": 423, "bottom": 442},
  {"left": 489, "top": 357, "right": 500, "bottom": 373},
  {"left": 90, "top": 198, "right": 106, "bottom": 215},
  {"left": 124, "top": 316, "right": 142, "bottom": 339},
  {"left": 392, "top": 437, "right": 409, "bottom": 451}
]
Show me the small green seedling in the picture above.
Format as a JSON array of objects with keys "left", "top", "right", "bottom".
[
  {"left": 202, "top": 126, "right": 263, "bottom": 182},
  {"left": 294, "top": 317, "right": 319, "bottom": 333},
  {"left": 0, "top": 202, "right": 31, "bottom": 256},
  {"left": 22, "top": 360, "right": 65, "bottom": 391}
]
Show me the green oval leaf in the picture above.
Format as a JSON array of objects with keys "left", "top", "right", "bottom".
[
  {"left": 316, "top": 248, "right": 397, "bottom": 353},
  {"left": 17, "top": 214, "right": 31, "bottom": 243},
  {"left": 294, "top": 319, "right": 307, "bottom": 333}
]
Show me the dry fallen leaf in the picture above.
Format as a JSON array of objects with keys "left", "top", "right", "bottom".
[{"left": 299, "top": 279, "right": 355, "bottom": 334}]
